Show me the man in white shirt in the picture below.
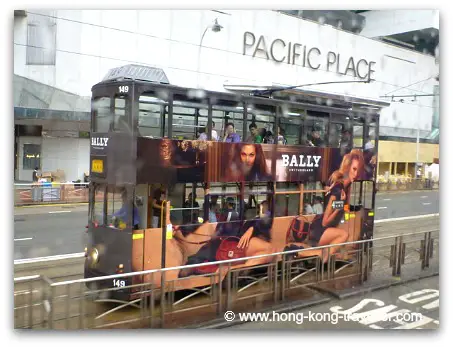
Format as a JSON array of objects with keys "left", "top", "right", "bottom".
[
  {"left": 211, "top": 121, "right": 219, "bottom": 141},
  {"left": 312, "top": 196, "right": 324, "bottom": 215},
  {"left": 198, "top": 121, "right": 219, "bottom": 141}
]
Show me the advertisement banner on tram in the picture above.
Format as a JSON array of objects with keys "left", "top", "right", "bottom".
[{"left": 137, "top": 138, "right": 376, "bottom": 184}]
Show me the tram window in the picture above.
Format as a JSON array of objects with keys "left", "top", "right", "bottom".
[
  {"left": 106, "top": 185, "right": 129, "bottom": 228},
  {"left": 92, "top": 185, "right": 106, "bottom": 226},
  {"left": 349, "top": 181, "right": 361, "bottom": 208},
  {"left": 112, "top": 96, "right": 130, "bottom": 132},
  {"left": 212, "top": 100, "right": 243, "bottom": 141},
  {"left": 279, "top": 105, "right": 304, "bottom": 145},
  {"left": 302, "top": 113, "right": 328, "bottom": 147},
  {"left": 362, "top": 181, "right": 374, "bottom": 209},
  {"left": 138, "top": 93, "right": 168, "bottom": 138},
  {"left": 364, "top": 122, "right": 377, "bottom": 180},
  {"left": 244, "top": 182, "right": 272, "bottom": 219},
  {"left": 172, "top": 95, "right": 209, "bottom": 140},
  {"left": 275, "top": 182, "right": 300, "bottom": 217},
  {"left": 208, "top": 183, "right": 241, "bottom": 223},
  {"left": 353, "top": 115, "right": 365, "bottom": 149},
  {"left": 329, "top": 115, "right": 353, "bottom": 148},
  {"left": 93, "top": 97, "right": 111, "bottom": 133},
  {"left": 246, "top": 104, "right": 276, "bottom": 143},
  {"left": 366, "top": 123, "right": 377, "bottom": 149}
]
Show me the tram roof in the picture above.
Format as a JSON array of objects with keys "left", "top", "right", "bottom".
[{"left": 94, "top": 64, "right": 390, "bottom": 113}]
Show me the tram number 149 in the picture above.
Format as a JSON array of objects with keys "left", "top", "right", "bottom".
[
  {"left": 113, "top": 279, "right": 126, "bottom": 288},
  {"left": 118, "top": 86, "right": 129, "bottom": 93}
]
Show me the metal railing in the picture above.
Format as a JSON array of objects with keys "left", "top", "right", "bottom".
[
  {"left": 14, "top": 182, "right": 89, "bottom": 206},
  {"left": 377, "top": 178, "right": 438, "bottom": 192},
  {"left": 14, "top": 229, "right": 439, "bottom": 329}
]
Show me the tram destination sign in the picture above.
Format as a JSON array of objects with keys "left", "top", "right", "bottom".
[{"left": 242, "top": 31, "right": 376, "bottom": 81}]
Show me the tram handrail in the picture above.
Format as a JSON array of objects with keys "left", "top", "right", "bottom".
[{"left": 46, "top": 228, "right": 439, "bottom": 287}]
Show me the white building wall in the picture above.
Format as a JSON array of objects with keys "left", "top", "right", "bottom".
[
  {"left": 14, "top": 10, "right": 439, "bottom": 143},
  {"left": 41, "top": 137, "right": 90, "bottom": 182},
  {"left": 360, "top": 10, "right": 439, "bottom": 38}
]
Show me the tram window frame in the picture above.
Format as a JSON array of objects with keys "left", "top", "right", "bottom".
[
  {"left": 352, "top": 114, "right": 366, "bottom": 149},
  {"left": 137, "top": 92, "right": 168, "bottom": 138},
  {"left": 349, "top": 181, "right": 362, "bottom": 209},
  {"left": 362, "top": 181, "right": 374, "bottom": 210},
  {"left": 278, "top": 105, "right": 305, "bottom": 145},
  {"left": 92, "top": 97, "right": 111, "bottom": 133},
  {"left": 105, "top": 185, "right": 132, "bottom": 228},
  {"left": 212, "top": 99, "right": 243, "bottom": 142},
  {"left": 91, "top": 184, "right": 106, "bottom": 226},
  {"left": 329, "top": 114, "right": 353, "bottom": 149},
  {"left": 275, "top": 182, "right": 300, "bottom": 217},
  {"left": 171, "top": 94, "right": 209, "bottom": 140},
  {"left": 244, "top": 182, "right": 273, "bottom": 219},
  {"left": 208, "top": 183, "right": 242, "bottom": 223},
  {"left": 245, "top": 103, "right": 277, "bottom": 144},
  {"left": 302, "top": 112, "right": 329, "bottom": 147}
]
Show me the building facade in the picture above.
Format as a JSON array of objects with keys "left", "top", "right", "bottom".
[{"left": 13, "top": 9, "right": 439, "bottom": 182}]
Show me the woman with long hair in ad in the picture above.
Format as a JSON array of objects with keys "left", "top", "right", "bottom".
[
  {"left": 224, "top": 143, "right": 272, "bottom": 182},
  {"left": 285, "top": 149, "right": 365, "bottom": 263}
]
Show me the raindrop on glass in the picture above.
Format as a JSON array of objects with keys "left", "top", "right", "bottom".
[
  {"left": 326, "top": 98, "right": 333, "bottom": 106},
  {"left": 315, "top": 97, "right": 323, "bottom": 104},
  {"left": 156, "top": 89, "right": 169, "bottom": 101},
  {"left": 318, "top": 16, "right": 326, "bottom": 25},
  {"left": 392, "top": 110, "right": 397, "bottom": 121},
  {"left": 337, "top": 20, "right": 343, "bottom": 29},
  {"left": 413, "top": 34, "right": 419, "bottom": 43}
]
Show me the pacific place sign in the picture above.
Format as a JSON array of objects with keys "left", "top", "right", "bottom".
[{"left": 242, "top": 32, "right": 376, "bottom": 81}]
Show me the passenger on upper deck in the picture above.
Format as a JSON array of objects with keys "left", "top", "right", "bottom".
[
  {"left": 245, "top": 123, "right": 261, "bottom": 144},
  {"left": 198, "top": 121, "right": 219, "bottom": 141},
  {"left": 277, "top": 126, "right": 287, "bottom": 145},
  {"left": 223, "top": 122, "right": 241, "bottom": 143},
  {"left": 307, "top": 127, "right": 325, "bottom": 147}
]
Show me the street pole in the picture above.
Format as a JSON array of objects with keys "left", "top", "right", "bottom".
[{"left": 196, "top": 26, "right": 209, "bottom": 89}]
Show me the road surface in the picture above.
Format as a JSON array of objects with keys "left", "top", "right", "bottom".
[
  {"left": 229, "top": 275, "right": 439, "bottom": 330},
  {"left": 13, "top": 190, "right": 439, "bottom": 260}
]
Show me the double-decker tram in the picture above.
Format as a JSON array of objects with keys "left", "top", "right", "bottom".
[{"left": 85, "top": 64, "right": 389, "bottom": 306}]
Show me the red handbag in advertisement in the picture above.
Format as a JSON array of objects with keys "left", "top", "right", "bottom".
[
  {"left": 193, "top": 237, "right": 246, "bottom": 274},
  {"left": 216, "top": 236, "right": 246, "bottom": 262}
]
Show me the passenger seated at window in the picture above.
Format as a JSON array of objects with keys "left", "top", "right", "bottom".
[
  {"left": 197, "top": 126, "right": 208, "bottom": 141},
  {"left": 263, "top": 130, "right": 275, "bottom": 144},
  {"left": 303, "top": 202, "right": 314, "bottom": 215},
  {"left": 246, "top": 123, "right": 260, "bottom": 143},
  {"left": 112, "top": 191, "right": 140, "bottom": 230},
  {"left": 277, "top": 126, "right": 287, "bottom": 145},
  {"left": 307, "top": 127, "right": 325, "bottom": 147},
  {"left": 312, "top": 196, "right": 324, "bottom": 215}
]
